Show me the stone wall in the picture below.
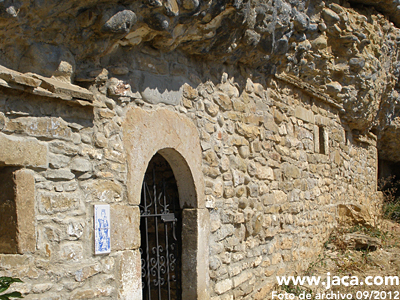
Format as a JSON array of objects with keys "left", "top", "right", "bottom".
[
  {"left": 0, "top": 83, "right": 141, "bottom": 299},
  {"left": 0, "top": 58, "right": 380, "bottom": 299},
  {"left": 0, "top": 0, "right": 392, "bottom": 298},
  {"left": 189, "top": 76, "right": 379, "bottom": 299}
]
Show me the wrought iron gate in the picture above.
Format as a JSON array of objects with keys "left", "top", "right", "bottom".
[{"left": 140, "top": 161, "right": 182, "bottom": 300}]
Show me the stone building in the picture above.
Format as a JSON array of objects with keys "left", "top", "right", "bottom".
[{"left": 0, "top": 0, "right": 399, "bottom": 299}]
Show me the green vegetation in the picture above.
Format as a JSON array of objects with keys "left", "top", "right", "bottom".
[
  {"left": 281, "top": 282, "right": 314, "bottom": 299},
  {"left": 378, "top": 176, "right": 400, "bottom": 223},
  {"left": 0, "top": 277, "right": 23, "bottom": 300}
]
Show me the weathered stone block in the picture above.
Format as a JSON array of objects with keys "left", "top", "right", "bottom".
[
  {"left": 282, "top": 162, "right": 301, "bottom": 179},
  {"left": 0, "top": 133, "right": 48, "bottom": 168},
  {"left": 182, "top": 208, "right": 210, "bottom": 300},
  {"left": 60, "top": 242, "right": 83, "bottom": 261},
  {"left": 44, "top": 169, "right": 75, "bottom": 180},
  {"left": 38, "top": 192, "right": 80, "bottom": 214},
  {"left": 311, "top": 35, "right": 328, "bottom": 50},
  {"left": 69, "top": 157, "right": 92, "bottom": 172},
  {"left": 322, "top": 8, "right": 340, "bottom": 23},
  {"left": 0, "top": 254, "right": 29, "bottom": 269},
  {"left": 248, "top": 183, "right": 258, "bottom": 197},
  {"left": 204, "top": 150, "right": 219, "bottom": 167},
  {"left": 213, "top": 92, "right": 232, "bottom": 111},
  {"left": 232, "top": 270, "right": 252, "bottom": 288},
  {"left": 215, "top": 278, "right": 232, "bottom": 295},
  {"left": 236, "top": 123, "right": 259, "bottom": 139},
  {"left": 48, "top": 153, "right": 70, "bottom": 169},
  {"left": 71, "top": 287, "right": 113, "bottom": 299},
  {"left": 256, "top": 165, "right": 274, "bottom": 180},
  {"left": 32, "top": 283, "right": 53, "bottom": 293},
  {"left": 232, "top": 170, "right": 245, "bottom": 187},
  {"left": 74, "top": 265, "right": 100, "bottom": 282},
  {"left": 183, "top": 83, "right": 198, "bottom": 99},
  {"left": 295, "top": 107, "right": 314, "bottom": 124},
  {"left": 49, "top": 141, "right": 79, "bottom": 156},
  {"left": 6, "top": 117, "right": 72, "bottom": 141},
  {"left": 111, "top": 205, "right": 140, "bottom": 251},
  {"left": 117, "top": 250, "right": 142, "bottom": 300},
  {"left": 315, "top": 115, "right": 330, "bottom": 126},
  {"left": 81, "top": 179, "right": 123, "bottom": 202},
  {"left": 32, "top": 73, "right": 95, "bottom": 101},
  {"left": 254, "top": 280, "right": 275, "bottom": 300},
  {"left": 14, "top": 169, "right": 36, "bottom": 254}
]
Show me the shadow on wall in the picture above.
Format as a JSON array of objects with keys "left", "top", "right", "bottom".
[
  {"left": 73, "top": 45, "right": 275, "bottom": 108},
  {"left": 1, "top": 89, "right": 95, "bottom": 128}
]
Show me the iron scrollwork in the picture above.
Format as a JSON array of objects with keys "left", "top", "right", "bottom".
[{"left": 139, "top": 165, "right": 181, "bottom": 300}]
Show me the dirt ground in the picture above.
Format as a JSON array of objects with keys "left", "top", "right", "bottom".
[{"left": 272, "top": 220, "right": 400, "bottom": 300}]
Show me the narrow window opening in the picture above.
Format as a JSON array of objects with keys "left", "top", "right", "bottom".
[
  {"left": 319, "top": 126, "right": 326, "bottom": 154},
  {"left": 0, "top": 167, "right": 19, "bottom": 254}
]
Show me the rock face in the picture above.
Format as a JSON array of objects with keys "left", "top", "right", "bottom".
[
  {"left": 0, "top": 0, "right": 399, "bottom": 160},
  {"left": 0, "top": 0, "right": 399, "bottom": 299}
]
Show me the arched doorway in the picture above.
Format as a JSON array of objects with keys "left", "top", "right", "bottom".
[
  {"left": 123, "top": 108, "right": 210, "bottom": 300},
  {"left": 140, "top": 153, "right": 182, "bottom": 300}
]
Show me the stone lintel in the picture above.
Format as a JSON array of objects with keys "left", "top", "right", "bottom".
[
  {"left": 315, "top": 115, "right": 330, "bottom": 126},
  {"left": 295, "top": 106, "right": 315, "bottom": 124},
  {"left": 123, "top": 107, "right": 204, "bottom": 209},
  {"left": 0, "top": 133, "right": 48, "bottom": 168}
]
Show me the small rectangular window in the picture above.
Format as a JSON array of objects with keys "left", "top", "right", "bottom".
[
  {"left": 319, "top": 126, "right": 326, "bottom": 154},
  {"left": 345, "top": 130, "right": 350, "bottom": 145}
]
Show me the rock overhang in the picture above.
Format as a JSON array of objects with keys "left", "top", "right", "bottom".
[{"left": 1, "top": 0, "right": 400, "bottom": 160}]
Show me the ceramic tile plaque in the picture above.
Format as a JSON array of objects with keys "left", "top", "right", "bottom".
[{"left": 94, "top": 204, "right": 111, "bottom": 255}]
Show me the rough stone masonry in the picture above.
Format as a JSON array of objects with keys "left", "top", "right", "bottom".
[{"left": 0, "top": 0, "right": 399, "bottom": 299}]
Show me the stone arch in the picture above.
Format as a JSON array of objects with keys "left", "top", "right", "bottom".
[
  {"left": 157, "top": 147, "right": 197, "bottom": 209},
  {"left": 123, "top": 108, "right": 204, "bottom": 208},
  {"left": 122, "top": 107, "right": 209, "bottom": 300}
]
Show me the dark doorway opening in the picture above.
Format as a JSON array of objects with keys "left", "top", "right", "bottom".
[
  {"left": 378, "top": 158, "right": 400, "bottom": 222},
  {"left": 378, "top": 158, "right": 400, "bottom": 196},
  {"left": 140, "top": 153, "right": 182, "bottom": 300}
]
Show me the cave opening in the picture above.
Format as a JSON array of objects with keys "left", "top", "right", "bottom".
[{"left": 377, "top": 158, "right": 400, "bottom": 198}]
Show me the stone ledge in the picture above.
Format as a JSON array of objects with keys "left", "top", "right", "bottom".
[
  {"left": 275, "top": 73, "right": 344, "bottom": 111},
  {"left": 0, "top": 133, "right": 48, "bottom": 168},
  {"left": 0, "top": 64, "right": 102, "bottom": 107}
]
